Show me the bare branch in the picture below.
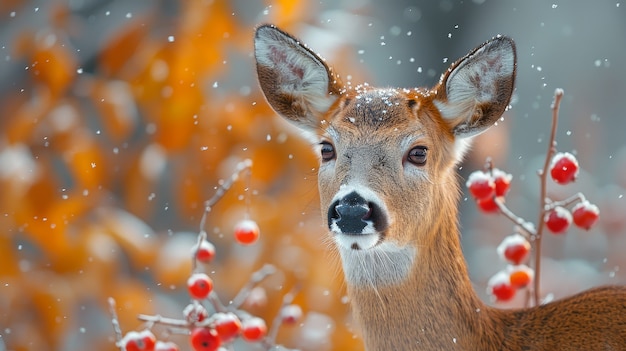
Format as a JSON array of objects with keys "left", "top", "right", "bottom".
[
  {"left": 108, "top": 298, "right": 125, "bottom": 351},
  {"left": 533, "top": 88, "right": 564, "bottom": 306},
  {"left": 494, "top": 198, "right": 537, "bottom": 237},
  {"left": 137, "top": 314, "right": 190, "bottom": 328},
  {"left": 265, "top": 285, "right": 301, "bottom": 348},
  {"left": 545, "top": 192, "right": 586, "bottom": 211},
  {"left": 199, "top": 158, "right": 253, "bottom": 232},
  {"left": 230, "top": 264, "right": 277, "bottom": 309},
  {"left": 208, "top": 291, "right": 228, "bottom": 313}
]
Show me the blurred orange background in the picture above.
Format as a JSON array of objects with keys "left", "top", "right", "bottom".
[{"left": 1, "top": 0, "right": 625, "bottom": 350}]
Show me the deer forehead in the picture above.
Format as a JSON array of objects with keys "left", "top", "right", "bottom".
[{"left": 322, "top": 88, "right": 438, "bottom": 143}]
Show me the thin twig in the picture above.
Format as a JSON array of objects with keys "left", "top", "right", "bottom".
[
  {"left": 137, "top": 312, "right": 222, "bottom": 330},
  {"left": 191, "top": 230, "right": 208, "bottom": 272},
  {"left": 108, "top": 297, "right": 125, "bottom": 351},
  {"left": 494, "top": 198, "right": 537, "bottom": 237},
  {"left": 194, "top": 159, "right": 252, "bottom": 272},
  {"left": 230, "top": 264, "right": 277, "bottom": 309},
  {"left": 533, "top": 88, "right": 564, "bottom": 306},
  {"left": 137, "top": 314, "right": 190, "bottom": 327},
  {"left": 265, "top": 285, "right": 301, "bottom": 348},
  {"left": 208, "top": 291, "right": 228, "bottom": 313},
  {"left": 545, "top": 192, "right": 585, "bottom": 211},
  {"left": 199, "top": 159, "right": 253, "bottom": 232}
]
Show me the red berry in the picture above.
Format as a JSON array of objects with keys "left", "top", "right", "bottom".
[
  {"left": 280, "top": 304, "right": 303, "bottom": 325},
  {"left": 183, "top": 303, "right": 209, "bottom": 324},
  {"left": 187, "top": 273, "right": 213, "bottom": 300},
  {"left": 550, "top": 152, "right": 579, "bottom": 184},
  {"left": 155, "top": 341, "right": 179, "bottom": 351},
  {"left": 466, "top": 171, "right": 496, "bottom": 200},
  {"left": 497, "top": 233, "right": 531, "bottom": 265},
  {"left": 234, "top": 219, "right": 260, "bottom": 245},
  {"left": 241, "top": 317, "right": 267, "bottom": 342},
  {"left": 476, "top": 196, "right": 503, "bottom": 213},
  {"left": 487, "top": 271, "right": 516, "bottom": 302},
  {"left": 214, "top": 312, "right": 241, "bottom": 343},
  {"left": 122, "top": 330, "right": 157, "bottom": 351},
  {"left": 572, "top": 200, "right": 600, "bottom": 230},
  {"left": 544, "top": 206, "right": 572, "bottom": 234},
  {"left": 492, "top": 168, "right": 513, "bottom": 197},
  {"left": 508, "top": 265, "right": 534, "bottom": 289},
  {"left": 190, "top": 327, "right": 221, "bottom": 351},
  {"left": 193, "top": 240, "right": 216, "bottom": 263}
]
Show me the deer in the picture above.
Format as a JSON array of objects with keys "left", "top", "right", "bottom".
[{"left": 253, "top": 24, "right": 626, "bottom": 350}]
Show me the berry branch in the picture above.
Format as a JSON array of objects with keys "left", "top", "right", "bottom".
[
  {"left": 230, "top": 264, "right": 278, "bottom": 309},
  {"left": 467, "top": 89, "right": 600, "bottom": 306},
  {"left": 198, "top": 159, "right": 253, "bottom": 233},
  {"left": 532, "top": 88, "right": 563, "bottom": 305},
  {"left": 265, "top": 285, "right": 302, "bottom": 348},
  {"left": 493, "top": 198, "right": 536, "bottom": 237},
  {"left": 108, "top": 159, "right": 303, "bottom": 351}
]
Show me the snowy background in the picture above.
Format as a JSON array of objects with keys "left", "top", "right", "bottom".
[{"left": 0, "top": 0, "right": 625, "bottom": 350}]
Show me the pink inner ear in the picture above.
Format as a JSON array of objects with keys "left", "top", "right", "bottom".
[
  {"left": 269, "top": 46, "right": 305, "bottom": 80},
  {"left": 465, "top": 52, "right": 509, "bottom": 102}
]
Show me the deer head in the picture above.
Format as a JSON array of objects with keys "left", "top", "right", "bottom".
[{"left": 254, "top": 24, "right": 516, "bottom": 288}]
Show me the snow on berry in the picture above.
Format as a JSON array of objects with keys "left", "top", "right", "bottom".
[
  {"left": 280, "top": 304, "right": 303, "bottom": 325},
  {"left": 187, "top": 273, "right": 214, "bottom": 300},
  {"left": 496, "top": 233, "right": 531, "bottom": 265},
  {"left": 466, "top": 170, "right": 496, "bottom": 200},
  {"left": 243, "top": 286, "right": 268, "bottom": 308},
  {"left": 507, "top": 264, "right": 534, "bottom": 289},
  {"left": 214, "top": 312, "right": 242, "bottom": 343},
  {"left": 544, "top": 206, "right": 572, "bottom": 234},
  {"left": 487, "top": 271, "right": 516, "bottom": 302},
  {"left": 155, "top": 341, "right": 179, "bottom": 351},
  {"left": 492, "top": 168, "right": 513, "bottom": 197},
  {"left": 121, "top": 330, "right": 157, "bottom": 351},
  {"left": 234, "top": 219, "right": 260, "bottom": 245},
  {"left": 192, "top": 239, "right": 216, "bottom": 263},
  {"left": 183, "top": 302, "right": 209, "bottom": 324},
  {"left": 572, "top": 200, "right": 600, "bottom": 230},
  {"left": 550, "top": 152, "right": 579, "bottom": 184},
  {"left": 241, "top": 317, "right": 267, "bottom": 342}
]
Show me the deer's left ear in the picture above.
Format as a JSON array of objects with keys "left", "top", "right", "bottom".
[{"left": 435, "top": 36, "right": 516, "bottom": 139}]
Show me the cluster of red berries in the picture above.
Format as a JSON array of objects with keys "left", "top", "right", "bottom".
[
  {"left": 487, "top": 233, "right": 534, "bottom": 302},
  {"left": 187, "top": 313, "right": 267, "bottom": 351},
  {"left": 468, "top": 151, "right": 601, "bottom": 303},
  {"left": 117, "top": 218, "right": 303, "bottom": 351},
  {"left": 466, "top": 167, "right": 512, "bottom": 213},
  {"left": 544, "top": 152, "right": 599, "bottom": 233}
]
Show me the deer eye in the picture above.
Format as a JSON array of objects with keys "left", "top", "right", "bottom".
[
  {"left": 407, "top": 146, "right": 428, "bottom": 166},
  {"left": 320, "top": 141, "right": 336, "bottom": 162}
]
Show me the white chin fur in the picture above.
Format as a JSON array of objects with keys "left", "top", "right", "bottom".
[
  {"left": 334, "top": 232, "right": 380, "bottom": 250},
  {"left": 338, "top": 241, "right": 416, "bottom": 287}
]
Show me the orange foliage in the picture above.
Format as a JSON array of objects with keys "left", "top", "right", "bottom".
[{"left": 0, "top": 1, "right": 365, "bottom": 350}]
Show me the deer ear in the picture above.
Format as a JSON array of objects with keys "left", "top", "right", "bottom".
[
  {"left": 254, "top": 24, "right": 342, "bottom": 132},
  {"left": 435, "top": 36, "right": 516, "bottom": 139}
]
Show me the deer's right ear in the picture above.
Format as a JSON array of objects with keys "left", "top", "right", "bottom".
[{"left": 254, "top": 24, "right": 342, "bottom": 132}]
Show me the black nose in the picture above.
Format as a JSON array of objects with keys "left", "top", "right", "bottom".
[{"left": 328, "top": 191, "right": 385, "bottom": 234}]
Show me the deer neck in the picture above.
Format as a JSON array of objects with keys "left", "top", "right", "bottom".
[{"left": 345, "top": 211, "right": 501, "bottom": 350}]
